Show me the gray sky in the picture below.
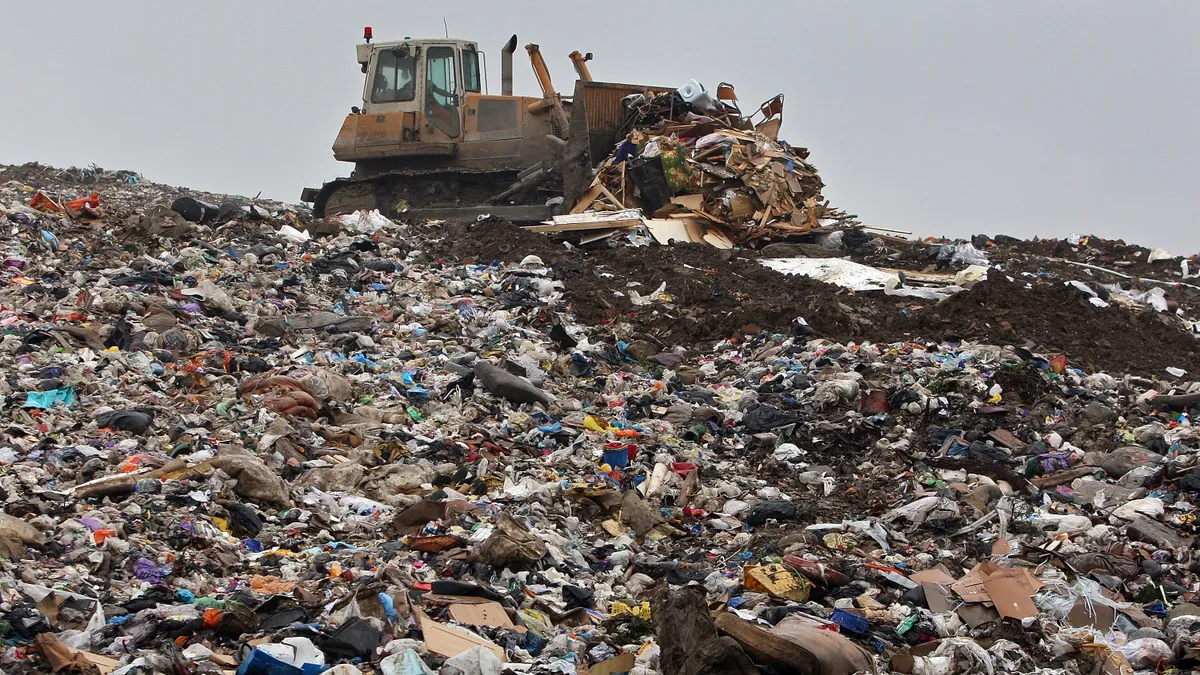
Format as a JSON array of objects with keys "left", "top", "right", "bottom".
[{"left": 2, "top": 1, "right": 1198, "bottom": 252}]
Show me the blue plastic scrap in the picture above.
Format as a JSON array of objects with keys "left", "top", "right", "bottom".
[
  {"left": 23, "top": 387, "right": 75, "bottom": 409},
  {"left": 831, "top": 608, "right": 870, "bottom": 635}
]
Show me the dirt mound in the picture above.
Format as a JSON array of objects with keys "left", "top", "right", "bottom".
[
  {"left": 424, "top": 218, "right": 571, "bottom": 264},
  {"left": 892, "top": 272, "right": 1200, "bottom": 375},
  {"left": 562, "top": 244, "right": 880, "bottom": 346},
  {"left": 423, "top": 220, "right": 1200, "bottom": 377}
]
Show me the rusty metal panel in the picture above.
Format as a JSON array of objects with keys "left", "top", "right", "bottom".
[
  {"left": 582, "top": 86, "right": 627, "bottom": 133},
  {"left": 574, "top": 81, "right": 674, "bottom": 169},
  {"left": 580, "top": 81, "right": 671, "bottom": 131},
  {"left": 478, "top": 99, "right": 519, "bottom": 133}
]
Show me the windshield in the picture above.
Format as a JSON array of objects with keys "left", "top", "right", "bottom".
[
  {"left": 463, "top": 49, "right": 481, "bottom": 93},
  {"left": 371, "top": 49, "right": 415, "bottom": 103}
]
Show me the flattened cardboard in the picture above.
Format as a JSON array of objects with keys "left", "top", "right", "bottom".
[
  {"left": 992, "top": 538, "right": 1013, "bottom": 556},
  {"left": 1122, "top": 604, "right": 1160, "bottom": 629},
  {"left": 909, "top": 566, "right": 957, "bottom": 585},
  {"left": 989, "top": 566, "right": 1043, "bottom": 594},
  {"left": 671, "top": 195, "right": 704, "bottom": 211},
  {"left": 35, "top": 633, "right": 119, "bottom": 675},
  {"left": 418, "top": 611, "right": 506, "bottom": 662},
  {"left": 588, "top": 653, "right": 636, "bottom": 675},
  {"left": 989, "top": 429, "right": 1025, "bottom": 449},
  {"left": 956, "top": 603, "right": 1000, "bottom": 628},
  {"left": 449, "top": 601, "right": 517, "bottom": 630},
  {"left": 644, "top": 219, "right": 696, "bottom": 245},
  {"left": 892, "top": 641, "right": 939, "bottom": 671},
  {"left": 702, "top": 231, "right": 734, "bottom": 249},
  {"left": 890, "top": 654, "right": 915, "bottom": 674},
  {"left": 922, "top": 582, "right": 957, "bottom": 613},
  {"left": 951, "top": 562, "right": 1042, "bottom": 603},
  {"left": 425, "top": 594, "right": 493, "bottom": 606},
  {"left": 984, "top": 577, "right": 1037, "bottom": 619},
  {"left": 1067, "top": 597, "right": 1116, "bottom": 630},
  {"left": 36, "top": 591, "right": 62, "bottom": 628},
  {"left": 950, "top": 564, "right": 991, "bottom": 602}
]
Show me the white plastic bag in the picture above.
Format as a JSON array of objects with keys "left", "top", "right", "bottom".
[{"left": 441, "top": 645, "right": 503, "bottom": 675}]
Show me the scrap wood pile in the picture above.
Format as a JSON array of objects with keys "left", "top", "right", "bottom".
[{"left": 557, "top": 85, "right": 859, "bottom": 247}]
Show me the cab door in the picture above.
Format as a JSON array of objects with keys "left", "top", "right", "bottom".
[{"left": 424, "top": 45, "right": 461, "bottom": 138}]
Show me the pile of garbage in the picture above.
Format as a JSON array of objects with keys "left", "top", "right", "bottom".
[
  {"left": 552, "top": 82, "right": 858, "bottom": 248},
  {"left": 6, "top": 161, "right": 1200, "bottom": 675}
]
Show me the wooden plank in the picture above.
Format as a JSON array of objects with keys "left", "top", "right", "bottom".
[
  {"left": 703, "top": 231, "right": 734, "bottom": 249},
  {"left": 570, "top": 184, "right": 604, "bottom": 214},
  {"left": 862, "top": 225, "right": 914, "bottom": 235},
  {"left": 526, "top": 221, "right": 641, "bottom": 233},
  {"left": 528, "top": 209, "right": 644, "bottom": 233},
  {"left": 596, "top": 183, "right": 625, "bottom": 210},
  {"left": 1031, "top": 465, "right": 1094, "bottom": 489},
  {"left": 545, "top": 209, "right": 642, "bottom": 225},
  {"left": 578, "top": 229, "right": 622, "bottom": 244}
]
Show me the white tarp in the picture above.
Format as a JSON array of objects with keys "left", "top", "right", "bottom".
[{"left": 760, "top": 258, "right": 968, "bottom": 300}]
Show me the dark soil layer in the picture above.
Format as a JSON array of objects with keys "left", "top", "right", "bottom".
[{"left": 433, "top": 220, "right": 1200, "bottom": 378}]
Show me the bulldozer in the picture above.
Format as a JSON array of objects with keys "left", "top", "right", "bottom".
[{"left": 301, "top": 28, "right": 670, "bottom": 221}]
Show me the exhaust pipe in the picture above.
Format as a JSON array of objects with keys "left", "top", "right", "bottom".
[{"left": 501, "top": 34, "right": 517, "bottom": 96}]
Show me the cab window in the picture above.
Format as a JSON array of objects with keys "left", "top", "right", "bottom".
[
  {"left": 372, "top": 49, "right": 415, "bottom": 103},
  {"left": 425, "top": 46, "right": 461, "bottom": 137},
  {"left": 426, "top": 46, "right": 458, "bottom": 106},
  {"left": 462, "top": 49, "right": 481, "bottom": 93}
]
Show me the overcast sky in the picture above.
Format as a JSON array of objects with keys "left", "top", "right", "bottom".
[{"left": 2, "top": 2, "right": 1197, "bottom": 252}]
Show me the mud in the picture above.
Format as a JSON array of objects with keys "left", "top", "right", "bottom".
[
  {"left": 433, "top": 220, "right": 1200, "bottom": 378},
  {"left": 889, "top": 270, "right": 1200, "bottom": 376}
]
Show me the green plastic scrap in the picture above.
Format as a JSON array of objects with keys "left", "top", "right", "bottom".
[
  {"left": 406, "top": 406, "right": 423, "bottom": 422},
  {"left": 215, "top": 400, "right": 236, "bottom": 416},
  {"left": 194, "top": 597, "right": 225, "bottom": 610},
  {"left": 896, "top": 614, "right": 918, "bottom": 634}
]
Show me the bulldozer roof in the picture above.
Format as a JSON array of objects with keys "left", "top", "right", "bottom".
[{"left": 356, "top": 37, "right": 479, "bottom": 66}]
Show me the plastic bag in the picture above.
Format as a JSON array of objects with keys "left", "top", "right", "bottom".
[
  {"left": 1118, "top": 637, "right": 1171, "bottom": 668},
  {"left": 441, "top": 646, "right": 502, "bottom": 675},
  {"left": 380, "top": 650, "right": 434, "bottom": 675}
]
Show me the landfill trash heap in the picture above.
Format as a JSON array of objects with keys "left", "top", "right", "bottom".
[{"left": 6, "top": 162, "right": 1200, "bottom": 675}]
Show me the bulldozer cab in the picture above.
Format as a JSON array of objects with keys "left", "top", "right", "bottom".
[
  {"left": 358, "top": 39, "right": 482, "bottom": 139},
  {"left": 307, "top": 29, "right": 671, "bottom": 220}
]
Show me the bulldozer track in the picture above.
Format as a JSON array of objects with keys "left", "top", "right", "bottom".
[{"left": 312, "top": 168, "right": 520, "bottom": 218}]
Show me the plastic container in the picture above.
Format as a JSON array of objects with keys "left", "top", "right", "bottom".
[
  {"left": 670, "top": 462, "right": 697, "bottom": 477},
  {"left": 830, "top": 608, "right": 869, "bottom": 635},
  {"left": 602, "top": 445, "right": 631, "bottom": 468},
  {"left": 628, "top": 156, "right": 671, "bottom": 213},
  {"left": 677, "top": 79, "right": 716, "bottom": 111}
]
